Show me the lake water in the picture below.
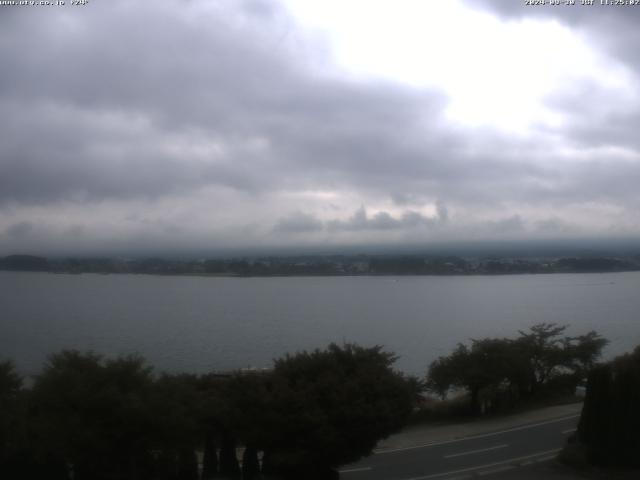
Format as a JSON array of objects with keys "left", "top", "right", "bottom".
[{"left": 2, "top": 271, "right": 640, "bottom": 377}]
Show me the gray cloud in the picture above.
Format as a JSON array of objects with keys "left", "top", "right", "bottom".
[
  {"left": 0, "top": 0, "right": 459, "bottom": 207},
  {"left": 1, "top": 0, "right": 560, "bottom": 211},
  {"left": 1, "top": 0, "right": 639, "bottom": 253},
  {"left": 487, "top": 215, "right": 525, "bottom": 235},
  {"left": 534, "top": 217, "right": 576, "bottom": 235},
  {"left": 274, "top": 212, "right": 324, "bottom": 233},
  {"left": 435, "top": 201, "right": 449, "bottom": 225},
  {"left": 326, "top": 206, "right": 442, "bottom": 232},
  {"left": 4, "top": 221, "right": 33, "bottom": 239}
]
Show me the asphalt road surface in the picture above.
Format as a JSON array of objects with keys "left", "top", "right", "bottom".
[{"left": 339, "top": 414, "right": 579, "bottom": 480}]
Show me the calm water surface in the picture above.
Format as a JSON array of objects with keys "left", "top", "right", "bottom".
[{"left": 2, "top": 271, "right": 640, "bottom": 376}]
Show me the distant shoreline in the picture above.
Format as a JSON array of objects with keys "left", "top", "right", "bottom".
[{"left": 2, "top": 252, "right": 640, "bottom": 278}]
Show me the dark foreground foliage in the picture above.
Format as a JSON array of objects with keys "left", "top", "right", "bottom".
[
  {"left": 576, "top": 346, "right": 640, "bottom": 468},
  {"left": 0, "top": 344, "right": 416, "bottom": 480},
  {"left": 426, "top": 323, "right": 607, "bottom": 415}
]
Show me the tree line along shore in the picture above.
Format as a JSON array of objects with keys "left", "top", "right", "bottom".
[{"left": 2, "top": 253, "right": 640, "bottom": 276}]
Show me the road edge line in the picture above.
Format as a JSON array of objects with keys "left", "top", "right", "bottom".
[
  {"left": 404, "top": 448, "right": 562, "bottom": 480},
  {"left": 376, "top": 414, "right": 579, "bottom": 454}
]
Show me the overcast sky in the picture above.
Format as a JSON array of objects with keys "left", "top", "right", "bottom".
[{"left": 2, "top": 0, "right": 640, "bottom": 255}]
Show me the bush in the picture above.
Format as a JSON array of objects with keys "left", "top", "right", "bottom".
[{"left": 577, "top": 346, "right": 640, "bottom": 467}]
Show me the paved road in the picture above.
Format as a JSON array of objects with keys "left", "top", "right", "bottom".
[{"left": 339, "top": 414, "right": 579, "bottom": 480}]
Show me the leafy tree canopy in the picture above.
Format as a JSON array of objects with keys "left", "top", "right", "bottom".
[
  {"left": 426, "top": 323, "right": 607, "bottom": 414},
  {"left": 251, "top": 344, "right": 416, "bottom": 476},
  {"left": 30, "top": 351, "right": 156, "bottom": 480}
]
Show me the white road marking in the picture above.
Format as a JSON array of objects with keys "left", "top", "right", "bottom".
[
  {"left": 444, "top": 444, "right": 508, "bottom": 459},
  {"left": 376, "top": 414, "right": 580, "bottom": 454},
  {"left": 562, "top": 428, "right": 577, "bottom": 434},
  {"left": 339, "top": 466, "right": 372, "bottom": 474},
  {"left": 402, "top": 448, "right": 561, "bottom": 480}
]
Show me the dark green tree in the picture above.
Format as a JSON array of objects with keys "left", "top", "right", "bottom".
[
  {"left": 516, "top": 323, "right": 571, "bottom": 394},
  {"left": 563, "top": 331, "right": 609, "bottom": 380},
  {"left": 517, "top": 323, "right": 607, "bottom": 395},
  {"left": 148, "top": 373, "right": 206, "bottom": 480},
  {"left": 427, "top": 324, "right": 608, "bottom": 414},
  {"left": 30, "top": 351, "right": 157, "bottom": 480},
  {"left": 577, "top": 346, "right": 640, "bottom": 467},
  {"left": 427, "top": 339, "right": 516, "bottom": 414},
  {"left": 0, "top": 361, "right": 22, "bottom": 450},
  {"left": 252, "top": 344, "right": 416, "bottom": 479},
  {"left": 425, "top": 355, "right": 454, "bottom": 400},
  {"left": 0, "top": 360, "right": 32, "bottom": 477}
]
